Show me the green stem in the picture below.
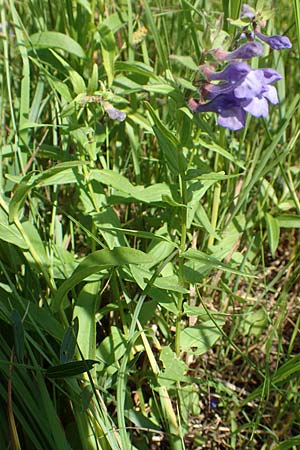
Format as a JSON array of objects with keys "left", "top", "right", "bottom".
[
  {"left": 208, "top": 129, "right": 224, "bottom": 246},
  {"left": 175, "top": 172, "right": 188, "bottom": 356},
  {"left": 208, "top": 182, "right": 221, "bottom": 247}
]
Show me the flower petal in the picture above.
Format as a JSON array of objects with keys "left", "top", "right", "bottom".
[
  {"left": 225, "top": 42, "right": 264, "bottom": 60},
  {"left": 234, "top": 70, "right": 264, "bottom": 99},
  {"left": 208, "top": 62, "right": 251, "bottom": 84},
  {"left": 262, "top": 85, "right": 279, "bottom": 104},
  {"left": 201, "top": 82, "right": 234, "bottom": 100},
  {"left": 242, "top": 96, "right": 269, "bottom": 117},
  {"left": 102, "top": 102, "right": 126, "bottom": 121},
  {"left": 255, "top": 31, "right": 292, "bottom": 50},
  {"left": 240, "top": 4, "right": 256, "bottom": 19},
  {"left": 260, "top": 68, "right": 282, "bottom": 84},
  {"left": 218, "top": 107, "right": 246, "bottom": 130}
]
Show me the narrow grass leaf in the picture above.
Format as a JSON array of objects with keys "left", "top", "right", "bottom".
[
  {"left": 197, "top": 138, "right": 245, "bottom": 169},
  {"left": 145, "top": 102, "right": 183, "bottom": 175},
  {"left": 182, "top": 249, "right": 254, "bottom": 277},
  {"left": 143, "top": 0, "right": 168, "bottom": 69},
  {"left": 115, "top": 61, "right": 155, "bottom": 77},
  {"left": 87, "top": 63, "right": 99, "bottom": 93},
  {"left": 273, "top": 436, "right": 300, "bottom": 450},
  {"left": 22, "top": 221, "right": 49, "bottom": 266},
  {"left": 46, "top": 360, "right": 98, "bottom": 378},
  {"left": 10, "top": 310, "right": 25, "bottom": 363},
  {"left": 243, "top": 354, "right": 300, "bottom": 404},
  {"left": 293, "top": 0, "right": 300, "bottom": 54},
  {"left": 169, "top": 54, "right": 199, "bottom": 71}
]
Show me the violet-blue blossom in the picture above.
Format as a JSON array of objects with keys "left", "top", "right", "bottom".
[
  {"left": 224, "top": 41, "right": 264, "bottom": 60},
  {"left": 188, "top": 5, "right": 291, "bottom": 131},
  {"left": 234, "top": 69, "right": 281, "bottom": 118},
  {"left": 188, "top": 95, "right": 246, "bottom": 131},
  {"left": 208, "top": 62, "right": 251, "bottom": 84},
  {"left": 240, "top": 4, "right": 256, "bottom": 19},
  {"left": 102, "top": 101, "right": 126, "bottom": 122},
  {"left": 189, "top": 64, "right": 282, "bottom": 129},
  {"left": 233, "top": 68, "right": 282, "bottom": 100},
  {"left": 211, "top": 41, "right": 264, "bottom": 62},
  {"left": 255, "top": 31, "right": 292, "bottom": 50}
]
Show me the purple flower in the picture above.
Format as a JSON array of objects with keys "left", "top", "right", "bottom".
[
  {"left": 224, "top": 41, "right": 264, "bottom": 60},
  {"left": 208, "top": 62, "right": 251, "bottom": 84},
  {"left": 240, "top": 4, "right": 256, "bottom": 19},
  {"left": 255, "top": 31, "right": 292, "bottom": 50},
  {"left": 234, "top": 69, "right": 282, "bottom": 117},
  {"left": 102, "top": 101, "right": 126, "bottom": 122},
  {"left": 188, "top": 95, "right": 246, "bottom": 131},
  {"left": 189, "top": 65, "right": 282, "bottom": 129}
]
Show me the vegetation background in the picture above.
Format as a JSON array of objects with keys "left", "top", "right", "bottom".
[{"left": 0, "top": 0, "right": 300, "bottom": 449}]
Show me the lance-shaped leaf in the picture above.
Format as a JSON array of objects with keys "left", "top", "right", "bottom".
[
  {"left": 46, "top": 360, "right": 98, "bottom": 378},
  {"left": 52, "top": 247, "right": 154, "bottom": 311}
]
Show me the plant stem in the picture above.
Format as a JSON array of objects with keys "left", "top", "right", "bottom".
[{"left": 175, "top": 171, "right": 188, "bottom": 357}]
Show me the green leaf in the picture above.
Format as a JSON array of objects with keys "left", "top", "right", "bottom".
[
  {"left": 178, "top": 385, "right": 201, "bottom": 426},
  {"left": 9, "top": 162, "right": 85, "bottom": 221},
  {"left": 77, "top": 0, "right": 92, "bottom": 14},
  {"left": 69, "top": 70, "right": 86, "bottom": 94},
  {"left": 265, "top": 213, "right": 280, "bottom": 257},
  {"left": 154, "top": 276, "right": 189, "bottom": 293},
  {"left": 272, "top": 354, "right": 300, "bottom": 385},
  {"left": 227, "top": 17, "right": 250, "bottom": 27},
  {"left": 243, "top": 354, "right": 300, "bottom": 405},
  {"left": 28, "top": 32, "right": 86, "bottom": 58},
  {"left": 22, "top": 221, "right": 49, "bottom": 267},
  {"left": 115, "top": 61, "right": 155, "bottom": 78},
  {"left": 73, "top": 282, "right": 100, "bottom": 362},
  {"left": 193, "top": 203, "right": 220, "bottom": 239},
  {"left": 8, "top": 175, "right": 35, "bottom": 222},
  {"left": 46, "top": 360, "right": 98, "bottom": 378},
  {"left": 182, "top": 249, "right": 253, "bottom": 277},
  {"left": 197, "top": 138, "right": 245, "bottom": 169},
  {"left": 97, "top": 24, "right": 115, "bottom": 87},
  {"left": 142, "top": 83, "right": 175, "bottom": 95},
  {"left": 158, "top": 346, "right": 186, "bottom": 387},
  {"left": 10, "top": 310, "right": 25, "bottom": 363},
  {"left": 60, "top": 318, "right": 79, "bottom": 364},
  {"left": 277, "top": 214, "right": 300, "bottom": 228},
  {"left": 92, "top": 221, "right": 176, "bottom": 246},
  {"left": 169, "top": 54, "right": 199, "bottom": 71},
  {"left": 96, "top": 326, "right": 127, "bottom": 374},
  {"left": 0, "top": 206, "right": 27, "bottom": 248},
  {"left": 239, "top": 308, "right": 268, "bottom": 337},
  {"left": 87, "top": 63, "right": 99, "bottom": 93},
  {"left": 52, "top": 247, "right": 154, "bottom": 311},
  {"left": 273, "top": 436, "right": 300, "bottom": 450},
  {"left": 90, "top": 169, "right": 173, "bottom": 204},
  {"left": 145, "top": 102, "right": 185, "bottom": 175},
  {"left": 183, "top": 304, "right": 221, "bottom": 320},
  {"left": 180, "top": 320, "right": 224, "bottom": 355}
]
